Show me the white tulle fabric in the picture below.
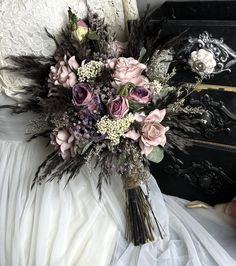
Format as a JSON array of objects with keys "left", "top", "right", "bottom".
[
  {"left": 0, "top": 1, "right": 236, "bottom": 265},
  {"left": 0, "top": 117, "right": 235, "bottom": 265}
]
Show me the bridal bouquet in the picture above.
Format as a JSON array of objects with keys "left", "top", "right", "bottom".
[{"left": 2, "top": 8, "right": 208, "bottom": 245}]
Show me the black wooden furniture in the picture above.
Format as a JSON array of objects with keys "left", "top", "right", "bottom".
[{"left": 149, "top": 1, "right": 236, "bottom": 205}]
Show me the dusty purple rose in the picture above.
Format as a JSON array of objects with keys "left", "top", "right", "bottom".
[
  {"left": 128, "top": 86, "right": 151, "bottom": 104},
  {"left": 72, "top": 83, "right": 96, "bottom": 111},
  {"left": 48, "top": 55, "right": 79, "bottom": 89},
  {"left": 108, "top": 96, "right": 129, "bottom": 119}
]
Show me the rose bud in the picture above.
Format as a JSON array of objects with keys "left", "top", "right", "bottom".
[
  {"left": 108, "top": 96, "right": 129, "bottom": 119},
  {"left": 72, "top": 83, "right": 96, "bottom": 111},
  {"left": 73, "top": 20, "right": 88, "bottom": 42},
  {"left": 128, "top": 86, "right": 151, "bottom": 104},
  {"left": 68, "top": 7, "right": 88, "bottom": 42}
]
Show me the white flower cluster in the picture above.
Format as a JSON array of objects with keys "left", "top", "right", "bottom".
[
  {"left": 77, "top": 60, "right": 103, "bottom": 82},
  {"left": 150, "top": 80, "right": 163, "bottom": 95},
  {"left": 96, "top": 113, "right": 134, "bottom": 145}
]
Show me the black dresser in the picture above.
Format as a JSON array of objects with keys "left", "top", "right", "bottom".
[{"left": 149, "top": 1, "right": 236, "bottom": 205}]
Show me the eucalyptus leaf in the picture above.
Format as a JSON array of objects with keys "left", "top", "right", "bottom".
[
  {"left": 68, "top": 7, "right": 77, "bottom": 31},
  {"left": 118, "top": 154, "right": 126, "bottom": 166},
  {"left": 146, "top": 146, "right": 164, "bottom": 163},
  {"left": 129, "top": 101, "right": 144, "bottom": 111},
  {"left": 118, "top": 82, "right": 135, "bottom": 96},
  {"left": 138, "top": 47, "right": 147, "bottom": 62},
  {"left": 81, "top": 141, "right": 93, "bottom": 155}
]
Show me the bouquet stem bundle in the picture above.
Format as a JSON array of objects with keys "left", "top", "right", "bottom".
[{"left": 125, "top": 169, "right": 164, "bottom": 245}]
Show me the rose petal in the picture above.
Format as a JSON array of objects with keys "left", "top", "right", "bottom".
[
  {"left": 68, "top": 73, "right": 77, "bottom": 87},
  {"left": 139, "top": 140, "right": 153, "bottom": 156},
  {"left": 68, "top": 56, "right": 79, "bottom": 70},
  {"left": 68, "top": 135, "right": 75, "bottom": 144},
  {"left": 134, "top": 112, "right": 146, "bottom": 122},
  {"left": 60, "top": 142, "right": 72, "bottom": 153},
  {"left": 146, "top": 109, "right": 166, "bottom": 123},
  {"left": 125, "top": 129, "right": 140, "bottom": 141},
  {"left": 61, "top": 150, "right": 70, "bottom": 160},
  {"left": 57, "top": 130, "right": 70, "bottom": 142}
]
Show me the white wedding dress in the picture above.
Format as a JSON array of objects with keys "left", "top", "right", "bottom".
[{"left": 0, "top": 1, "right": 236, "bottom": 266}]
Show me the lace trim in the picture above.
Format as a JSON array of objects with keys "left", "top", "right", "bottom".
[{"left": 0, "top": 0, "right": 138, "bottom": 94}]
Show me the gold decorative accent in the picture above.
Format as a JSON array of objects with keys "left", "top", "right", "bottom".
[
  {"left": 186, "top": 200, "right": 212, "bottom": 209},
  {"left": 193, "top": 83, "right": 236, "bottom": 92},
  {"left": 188, "top": 138, "right": 236, "bottom": 151}
]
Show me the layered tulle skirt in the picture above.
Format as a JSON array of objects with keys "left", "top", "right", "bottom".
[{"left": 0, "top": 94, "right": 235, "bottom": 265}]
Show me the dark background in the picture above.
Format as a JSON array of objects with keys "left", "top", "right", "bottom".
[{"left": 148, "top": 1, "right": 236, "bottom": 205}]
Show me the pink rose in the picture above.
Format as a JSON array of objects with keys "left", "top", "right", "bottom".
[
  {"left": 48, "top": 55, "right": 79, "bottom": 90},
  {"left": 128, "top": 86, "right": 151, "bottom": 104},
  {"left": 125, "top": 109, "right": 169, "bottom": 156},
  {"left": 108, "top": 96, "right": 129, "bottom": 119},
  {"left": 53, "top": 129, "right": 76, "bottom": 160},
  {"left": 108, "top": 57, "right": 147, "bottom": 87}
]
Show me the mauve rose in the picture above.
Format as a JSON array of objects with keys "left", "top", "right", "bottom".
[
  {"left": 128, "top": 86, "right": 151, "bottom": 104},
  {"left": 48, "top": 55, "right": 79, "bottom": 89},
  {"left": 108, "top": 96, "right": 129, "bottom": 119},
  {"left": 72, "top": 83, "right": 96, "bottom": 111},
  {"left": 125, "top": 109, "right": 169, "bottom": 156},
  {"left": 54, "top": 129, "right": 76, "bottom": 160},
  {"left": 108, "top": 57, "right": 148, "bottom": 87}
]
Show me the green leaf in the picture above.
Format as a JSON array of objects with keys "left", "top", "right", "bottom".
[
  {"left": 118, "top": 154, "right": 126, "bottom": 166},
  {"left": 81, "top": 141, "right": 93, "bottom": 155},
  {"left": 146, "top": 146, "right": 164, "bottom": 163},
  {"left": 118, "top": 82, "right": 135, "bottom": 96},
  {"left": 128, "top": 100, "right": 144, "bottom": 111},
  {"left": 138, "top": 47, "right": 147, "bottom": 62},
  {"left": 68, "top": 7, "right": 78, "bottom": 31},
  {"left": 87, "top": 31, "right": 99, "bottom": 40}
]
